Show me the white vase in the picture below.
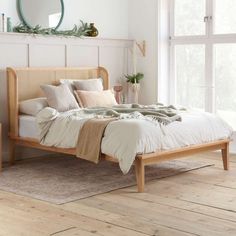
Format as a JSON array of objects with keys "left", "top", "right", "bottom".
[{"left": 127, "top": 83, "right": 140, "bottom": 104}]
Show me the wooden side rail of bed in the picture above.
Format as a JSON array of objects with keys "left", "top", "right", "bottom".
[
  {"left": 9, "top": 135, "right": 230, "bottom": 193},
  {"left": 7, "top": 67, "right": 230, "bottom": 193}
]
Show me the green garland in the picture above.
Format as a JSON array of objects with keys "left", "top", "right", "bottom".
[{"left": 13, "top": 21, "right": 92, "bottom": 38}]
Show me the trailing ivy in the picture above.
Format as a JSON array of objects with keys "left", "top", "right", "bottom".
[{"left": 13, "top": 20, "right": 92, "bottom": 38}]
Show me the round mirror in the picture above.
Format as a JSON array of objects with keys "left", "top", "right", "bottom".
[{"left": 17, "top": 0, "right": 64, "bottom": 30}]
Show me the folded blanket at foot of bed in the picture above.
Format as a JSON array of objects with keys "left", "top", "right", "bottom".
[{"left": 76, "top": 117, "right": 117, "bottom": 163}]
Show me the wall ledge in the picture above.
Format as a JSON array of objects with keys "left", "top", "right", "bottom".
[{"left": 0, "top": 32, "right": 133, "bottom": 43}]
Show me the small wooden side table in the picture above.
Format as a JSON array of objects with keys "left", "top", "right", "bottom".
[{"left": 0, "top": 123, "right": 2, "bottom": 171}]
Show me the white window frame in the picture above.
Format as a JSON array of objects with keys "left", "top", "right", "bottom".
[{"left": 169, "top": 0, "right": 236, "bottom": 113}]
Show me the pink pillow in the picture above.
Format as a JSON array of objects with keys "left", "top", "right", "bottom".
[{"left": 75, "top": 90, "right": 117, "bottom": 108}]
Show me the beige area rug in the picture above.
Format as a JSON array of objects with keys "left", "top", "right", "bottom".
[{"left": 0, "top": 156, "right": 212, "bottom": 204}]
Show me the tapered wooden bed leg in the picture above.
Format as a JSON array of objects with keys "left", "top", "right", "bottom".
[
  {"left": 9, "top": 140, "right": 15, "bottom": 165},
  {"left": 221, "top": 142, "right": 229, "bottom": 170},
  {"left": 135, "top": 158, "right": 145, "bottom": 193}
]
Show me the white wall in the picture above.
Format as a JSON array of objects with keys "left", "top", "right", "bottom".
[
  {"left": 128, "top": 0, "right": 158, "bottom": 105},
  {"left": 0, "top": 0, "right": 129, "bottom": 39},
  {"left": 0, "top": 0, "right": 19, "bottom": 25},
  {"left": 61, "top": 0, "right": 129, "bottom": 39}
]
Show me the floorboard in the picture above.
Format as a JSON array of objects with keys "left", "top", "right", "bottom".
[{"left": 0, "top": 152, "right": 236, "bottom": 235}]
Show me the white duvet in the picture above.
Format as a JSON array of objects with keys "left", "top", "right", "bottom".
[{"left": 36, "top": 108, "right": 233, "bottom": 174}]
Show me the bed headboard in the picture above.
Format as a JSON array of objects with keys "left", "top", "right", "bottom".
[{"left": 7, "top": 67, "right": 109, "bottom": 137}]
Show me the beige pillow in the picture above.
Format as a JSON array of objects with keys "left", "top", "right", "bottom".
[
  {"left": 75, "top": 90, "right": 117, "bottom": 108},
  {"left": 19, "top": 97, "right": 48, "bottom": 116},
  {"left": 41, "top": 84, "right": 79, "bottom": 112},
  {"left": 73, "top": 78, "right": 103, "bottom": 91}
]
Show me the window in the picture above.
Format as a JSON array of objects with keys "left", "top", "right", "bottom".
[
  {"left": 170, "top": 0, "right": 236, "bottom": 129},
  {"left": 214, "top": 0, "right": 236, "bottom": 34},
  {"left": 215, "top": 44, "right": 236, "bottom": 130},
  {"left": 174, "top": 0, "right": 206, "bottom": 36},
  {"left": 175, "top": 44, "right": 205, "bottom": 110}
]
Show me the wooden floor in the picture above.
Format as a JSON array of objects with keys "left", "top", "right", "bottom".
[{"left": 1, "top": 152, "right": 236, "bottom": 236}]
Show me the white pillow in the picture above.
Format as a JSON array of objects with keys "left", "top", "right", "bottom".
[
  {"left": 60, "top": 78, "right": 103, "bottom": 93},
  {"left": 59, "top": 79, "right": 76, "bottom": 94},
  {"left": 73, "top": 78, "right": 103, "bottom": 91},
  {"left": 19, "top": 97, "right": 48, "bottom": 116},
  {"left": 41, "top": 84, "right": 80, "bottom": 112},
  {"left": 74, "top": 90, "right": 117, "bottom": 108}
]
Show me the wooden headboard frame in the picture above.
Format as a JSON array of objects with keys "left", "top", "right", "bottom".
[{"left": 7, "top": 67, "right": 109, "bottom": 138}]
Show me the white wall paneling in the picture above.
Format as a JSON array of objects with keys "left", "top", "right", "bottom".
[
  {"left": 99, "top": 46, "right": 129, "bottom": 87},
  {"left": 67, "top": 45, "right": 99, "bottom": 67},
  {"left": 0, "top": 43, "right": 28, "bottom": 68},
  {"left": 0, "top": 33, "right": 133, "bottom": 162},
  {"left": 29, "top": 44, "right": 66, "bottom": 67}
]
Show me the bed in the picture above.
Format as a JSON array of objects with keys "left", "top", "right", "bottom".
[{"left": 7, "top": 67, "right": 232, "bottom": 192}]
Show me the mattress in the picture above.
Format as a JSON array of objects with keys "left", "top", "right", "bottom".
[{"left": 19, "top": 115, "right": 39, "bottom": 139}]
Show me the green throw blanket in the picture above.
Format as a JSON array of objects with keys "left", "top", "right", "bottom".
[{"left": 75, "top": 103, "right": 184, "bottom": 125}]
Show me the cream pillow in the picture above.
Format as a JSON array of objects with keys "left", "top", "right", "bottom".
[
  {"left": 75, "top": 90, "right": 117, "bottom": 108},
  {"left": 19, "top": 97, "right": 48, "bottom": 116},
  {"left": 41, "top": 84, "right": 79, "bottom": 112}
]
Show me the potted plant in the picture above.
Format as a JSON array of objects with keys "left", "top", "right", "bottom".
[
  {"left": 125, "top": 73, "right": 144, "bottom": 84},
  {"left": 125, "top": 73, "right": 144, "bottom": 103}
]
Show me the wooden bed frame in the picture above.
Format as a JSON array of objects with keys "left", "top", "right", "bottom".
[{"left": 7, "top": 67, "right": 230, "bottom": 192}]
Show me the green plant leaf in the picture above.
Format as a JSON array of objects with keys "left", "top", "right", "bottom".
[
  {"left": 125, "top": 72, "right": 144, "bottom": 83},
  {"left": 13, "top": 21, "right": 93, "bottom": 38}
]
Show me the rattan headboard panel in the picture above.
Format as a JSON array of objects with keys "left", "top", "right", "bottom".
[{"left": 8, "top": 67, "right": 109, "bottom": 101}]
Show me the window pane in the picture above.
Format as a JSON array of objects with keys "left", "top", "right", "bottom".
[
  {"left": 174, "top": 0, "right": 206, "bottom": 36},
  {"left": 215, "top": 44, "right": 236, "bottom": 129},
  {"left": 175, "top": 45, "right": 205, "bottom": 109},
  {"left": 215, "top": 0, "right": 236, "bottom": 34}
]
